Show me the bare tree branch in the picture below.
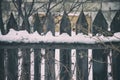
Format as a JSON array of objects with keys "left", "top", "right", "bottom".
[{"left": 28, "top": 0, "right": 35, "bottom": 16}]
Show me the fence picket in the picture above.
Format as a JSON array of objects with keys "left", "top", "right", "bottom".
[
  {"left": 60, "top": 11, "right": 71, "bottom": 36},
  {"left": 92, "top": 10, "right": 108, "bottom": 36},
  {"left": 60, "top": 49, "right": 71, "bottom": 80},
  {"left": 7, "top": 49, "right": 18, "bottom": 80},
  {"left": 0, "top": 49, "right": 5, "bottom": 80},
  {"left": 110, "top": 10, "right": 120, "bottom": 34},
  {"left": 76, "top": 49, "right": 88, "bottom": 80},
  {"left": 46, "top": 12, "right": 55, "bottom": 36},
  {"left": 93, "top": 49, "right": 108, "bottom": 80},
  {"left": 7, "top": 13, "right": 18, "bottom": 31},
  {"left": 112, "top": 50, "right": 120, "bottom": 80},
  {"left": 34, "top": 49, "right": 41, "bottom": 80},
  {"left": 20, "top": 49, "right": 31, "bottom": 80},
  {"left": 33, "top": 13, "right": 43, "bottom": 34},
  {"left": 76, "top": 10, "right": 88, "bottom": 35},
  {"left": 45, "top": 49, "right": 55, "bottom": 80}
]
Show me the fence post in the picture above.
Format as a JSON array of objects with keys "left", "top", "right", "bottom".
[
  {"left": 112, "top": 50, "right": 120, "bottom": 80},
  {"left": 7, "top": 49, "right": 18, "bottom": 80},
  {"left": 76, "top": 49, "right": 88, "bottom": 80},
  {"left": 60, "top": 49, "right": 71, "bottom": 80},
  {"left": 34, "top": 49, "right": 41, "bottom": 80},
  {"left": 93, "top": 49, "right": 108, "bottom": 80},
  {"left": 45, "top": 49, "right": 55, "bottom": 80},
  {"left": 0, "top": 49, "right": 5, "bottom": 80},
  {"left": 20, "top": 49, "right": 31, "bottom": 80}
]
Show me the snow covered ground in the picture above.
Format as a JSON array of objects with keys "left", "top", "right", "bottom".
[{"left": 0, "top": 29, "right": 120, "bottom": 43}]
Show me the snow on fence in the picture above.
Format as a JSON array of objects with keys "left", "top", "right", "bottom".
[{"left": 0, "top": 10, "right": 120, "bottom": 80}]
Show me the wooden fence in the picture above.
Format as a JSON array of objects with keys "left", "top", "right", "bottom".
[
  {"left": 0, "top": 42, "right": 120, "bottom": 80},
  {"left": 0, "top": 10, "right": 120, "bottom": 80}
]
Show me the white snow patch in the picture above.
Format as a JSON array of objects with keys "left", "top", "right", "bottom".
[{"left": 0, "top": 29, "right": 120, "bottom": 44}]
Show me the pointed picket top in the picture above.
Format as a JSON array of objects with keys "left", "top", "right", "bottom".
[
  {"left": 7, "top": 13, "right": 18, "bottom": 30},
  {"left": 21, "top": 18, "right": 31, "bottom": 33},
  {"left": 92, "top": 10, "right": 108, "bottom": 36},
  {"left": 46, "top": 12, "right": 55, "bottom": 36},
  {"left": 0, "top": 13, "right": 6, "bottom": 35},
  {"left": 6, "top": 12, "right": 18, "bottom": 33},
  {"left": 60, "top": 11, "right": 71, "bottom": 36},
  {"left": 33, "top": 13, "right": 42, "bottom": 34},
  {"left": 76, "top": 10, "right": 88, "bottom": 35},
  {"left": 110, "top": 10, "right": 120, "bottom": 34}
]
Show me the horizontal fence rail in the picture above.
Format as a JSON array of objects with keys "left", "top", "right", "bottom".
[{"left": 0, "top": 42, "right": 120, "bottom": 49}]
